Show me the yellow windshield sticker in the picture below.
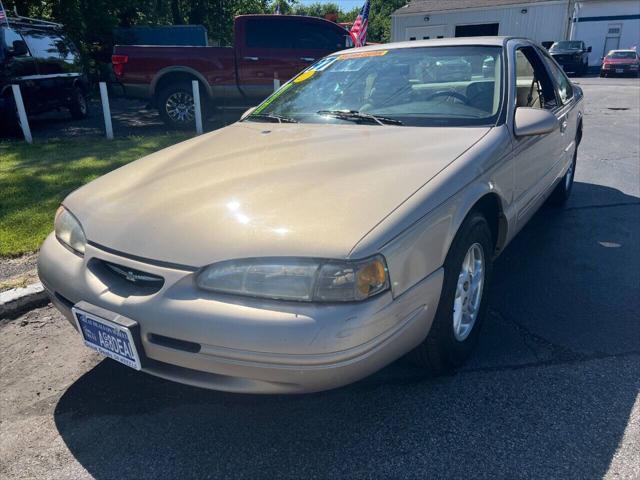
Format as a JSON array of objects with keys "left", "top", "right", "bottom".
[
  {"left": 293, "top": 69, "right": 316, "bottom": 83},
  {"left": 252, "top": 82, "right": 293, "bottom": 114},
  {"left": 337, "top": 50, "right": 388, "bottom": 60}
]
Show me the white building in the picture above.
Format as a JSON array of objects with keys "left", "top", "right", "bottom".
[
  {"left": 570, "top": 0, "right": 640, "bottom": 64},
  {"left": 392, "top": 0, "right": 640, "bottom": 66}
]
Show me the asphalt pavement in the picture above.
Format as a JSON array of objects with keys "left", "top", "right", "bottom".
[{"left": 1, "top": 76, "right": 638, "bottom": 479}]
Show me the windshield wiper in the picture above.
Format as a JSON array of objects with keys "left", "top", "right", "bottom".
[
  {"left": 246, "top": 113, "right": 298, "bottom": 123},
  {"left": 316, "top": 110, "right": 403, "bottom": 126}
]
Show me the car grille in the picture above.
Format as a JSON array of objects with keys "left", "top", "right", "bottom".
[
  {"left": 553, "top": 55, "right": 573, "bottom": 63},
  {"left": 88, "top": 259, "right": 165, "bottom": 296}
]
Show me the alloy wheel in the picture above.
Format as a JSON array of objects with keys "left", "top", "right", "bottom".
[
  {"left": 452, "top": 242, "right": 485, "bottom": 342},
  {"left": 165, "top": 92, "right": 195, "bottom": 123}
]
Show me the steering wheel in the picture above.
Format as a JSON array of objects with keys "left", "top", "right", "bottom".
[{"left": 425, "top": 90, "right": 469, "bottom": 104}]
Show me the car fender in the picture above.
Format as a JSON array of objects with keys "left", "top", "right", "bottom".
[{"left": 351, "top": 127, "right": 514, "bottom": 298}]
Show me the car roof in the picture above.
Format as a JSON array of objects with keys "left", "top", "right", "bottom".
[
  {"left": 609, "top": 49, "right": 636, "bottom": 53},
  {"left": 334, "top": 36, "right": 523, "bottom": 56}
]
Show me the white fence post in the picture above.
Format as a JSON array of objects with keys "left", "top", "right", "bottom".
[
  {"left": 11, "top": 85, "right": 32, "bottom": 144},
  {"left": 273, "top": 72, "right": 281, "bottom": 91},
  {"left": 99, "top": 82, "right": 114, "bottom": 140},
  {"left": 192, "top": 80, "right": 203, "bottom": 135}
]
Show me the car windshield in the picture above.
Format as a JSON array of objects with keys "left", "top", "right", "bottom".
[
  {"left": 607, "top": 51, "right": 637, "bottom": 59},
  {"left": 551, "top": 41, "right": 583, "bottom": 50},
  {"left": 245, "top": 46, "right": 504, "bottom": 127}
]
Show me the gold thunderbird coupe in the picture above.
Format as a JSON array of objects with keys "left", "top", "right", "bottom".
[{"left": 39, "top": 37, "right": 583, "bottom": 393}]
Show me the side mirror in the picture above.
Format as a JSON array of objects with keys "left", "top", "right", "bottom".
[
  {"left": 10, "top": 40, "right": 29, "bottom": 57},
  {"left": 587, "top": 46, "right": 592, "bottom": 53},
  {"left": 514, "top": 107, "right": 558, "bottom": 137},
  {"left": 240, "top": 106, "right": 256, "bottom": 121}
]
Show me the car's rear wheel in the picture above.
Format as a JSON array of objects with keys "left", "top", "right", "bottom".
[
  {"left": 410, "top": 211, "right": 493, "bottom": 374},
  {"left": 69, "top": 87, "right": 89, "bottom": 120},
  {"left": 549, "top": 148, "right": 577, "bottom": 206},
  {"left": 158, "top": 82, "right": 207, "bottom": 130}
]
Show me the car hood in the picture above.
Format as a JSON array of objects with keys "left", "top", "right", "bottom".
[{"left": 65, "top": 122, "right": 490, "bottom": 267}]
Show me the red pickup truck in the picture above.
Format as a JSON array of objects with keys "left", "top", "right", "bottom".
[{"left": 112, "top": 15, "right": 353, "bottom": 128}]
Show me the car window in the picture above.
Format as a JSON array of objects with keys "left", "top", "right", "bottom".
[
  {"left": 514, "top": 47, "right": 558, "bottom": 110},
  {"left": 292, "top": 23, "right": 348, "bottom": 51},
  {"left": 21, "top": 29, "right": 70, "bottom": 61},
  {"left": 540, "top": 51, "right": 573, "bottom": 104},
  {"left": 2, "top": 28, "right": 30, "bottom": 57},
  {"left": 245, "top": 19, "right": 290, "bottom": 48},
  {"left": 607, "top": 51, "right": 637, "bottom": 59},
  {"left": 245, "top": 19, "right": 347, "bottom": 50},
  {"left": 550, "top": 41, "right": 583, "bottom": 51},
  {"left": 246, "top": 45, "right": 504, "bottom": 127}
]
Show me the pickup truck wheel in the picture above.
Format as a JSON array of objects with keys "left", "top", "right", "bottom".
[
  {"left": 69, "top": 87, "right": 89, "bottom": 119},
  {"left": 549, "top": 148, "right": 577, "bottom": 206},
  {"left": 158, "top": 82, "right": 206, "bottom": 130},
  {"left": 410, "top": 211, "right": 493, "bottom": 375}
]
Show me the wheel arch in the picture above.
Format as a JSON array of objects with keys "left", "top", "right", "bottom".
[
  {"left": 450, "top": 186, "right": 509, "bottom": 259},
  {"left": 151, "top": 67, "right": 212, "bottom": 103}
]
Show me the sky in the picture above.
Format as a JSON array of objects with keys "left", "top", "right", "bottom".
[{"left": 298, "top": 0, "right": 365, "bottom": 9}]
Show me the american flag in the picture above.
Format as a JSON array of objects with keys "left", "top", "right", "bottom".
[
  {"left": 0, "top": 1, "right": 8, "bottom": 26},
  {"left": 350, "top": 1, "right": 370, "bottom": 48}
]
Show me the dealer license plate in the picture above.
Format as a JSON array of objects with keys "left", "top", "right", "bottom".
[
  {"left": 616, "top": 68, "right": 624, "bottom": 73},
  {"left": 72, "top": 307, "right": 142, "bottom": 370}
]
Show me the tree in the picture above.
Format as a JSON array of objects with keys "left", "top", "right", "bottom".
[{"left": 2, "top": 0, "right": 406, "bottom": 78}]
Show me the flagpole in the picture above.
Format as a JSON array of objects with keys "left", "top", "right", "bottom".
[{"left": 0, "top": 0, "right": 10, "bottom": 27}]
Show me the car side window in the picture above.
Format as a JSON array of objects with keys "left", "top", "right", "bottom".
[
  {"left": 540, "top": 51, "right": 574, "bottom": 104},
  {"left": 2, "top": 28, "right": 30, "bottom": 57},
  {"left": 245, "top": 19, "right": 291, "bottom": 49},
  {"left": 515, "top": 47, "right": 558, "bottom": 110},
  {"left": 22, "top": 29, "right": 71, "bottom": 61}
]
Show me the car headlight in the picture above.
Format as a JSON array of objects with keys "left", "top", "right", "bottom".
[
  {"left": 54, "top": 206, "right": 86, "bottom": 255},
  {"left": 196, "top": 255, "right": 390, "bottom": 302}
]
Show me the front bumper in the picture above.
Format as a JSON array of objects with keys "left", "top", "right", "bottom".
[
  {"left": 552, "top": 57, "right": 583, "bottom": 71},
  {"left": 38, "top": 234, "right": 442, "bottom": 393},
  {"left": 601, "top": 64, "right": 639, "bottom": 75}
]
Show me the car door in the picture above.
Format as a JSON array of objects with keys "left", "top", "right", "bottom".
[
  {"left": 511, "top": 45, "right": 564, "bottom": 227},
  {"left": 539, "top": 47, "right": 579, "bottom": 177},
  {"left": 2, "top": 28, "right": 40, "bottom": 113},
  {"left": 21, "top": 28, "right": 65, "bottom": 110}
]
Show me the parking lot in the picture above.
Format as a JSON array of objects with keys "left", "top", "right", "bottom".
[{"left": 1, "top": 76, "right": 639, "bottom": 479}]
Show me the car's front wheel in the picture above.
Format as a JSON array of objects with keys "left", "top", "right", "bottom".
[
  {"left": 410, "top": 211, "right": 493, "bottom": 374},
  {"left": 549, "top": 149, "right": 577, "bottom": 206}
]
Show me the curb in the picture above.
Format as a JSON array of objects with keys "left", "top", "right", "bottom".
[{"left": 0, "top": 282, "right": 50, "bottom": 320}]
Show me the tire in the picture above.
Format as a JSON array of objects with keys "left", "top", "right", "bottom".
[
  {"left": 410, "top": 211, "right": 493, "bottom": 375},
  {"left": 549, "top": 148, "right": 577, "bottom": 206},
  {"left": 599, "top": 71, "right": 606, "bottom": 78},
  {"left": 69, "top": 87, "right": 89, "bottom": 119},
  {"left": 157, "top": 82, "right": 207, "bottom": 130},
  {"left": 0, "top": 94, "right": 22, "bottom": 137}
]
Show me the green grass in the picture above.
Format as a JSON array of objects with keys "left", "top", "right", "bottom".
[{"left": 0, "top": 133, "right": 191, "bottom": 257}]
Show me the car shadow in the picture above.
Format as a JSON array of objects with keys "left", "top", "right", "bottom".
[{"left": 54, "top": 181, "right": 639, "bottom": 478}]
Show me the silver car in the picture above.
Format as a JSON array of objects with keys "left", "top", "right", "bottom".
[{"left": 38, "top": 37, "right": 583, "bottom": 393}]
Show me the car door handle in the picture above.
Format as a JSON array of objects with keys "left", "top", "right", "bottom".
[
  {"left": 300, "top": 57, "right": 315, "bottom": 62},
  {"left": 243, "top": 56, "right": 259, "bottom": 61},
  {"left": 560, "top": 119, "right": 568, "bottom": 133}
]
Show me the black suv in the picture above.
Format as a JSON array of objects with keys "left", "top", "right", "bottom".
[
  {"left": 1, "top": 16, "right": 89, "bottom": 129},
  {"left": 549, "top": 40, "right": 592, "bottom": 76}
]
